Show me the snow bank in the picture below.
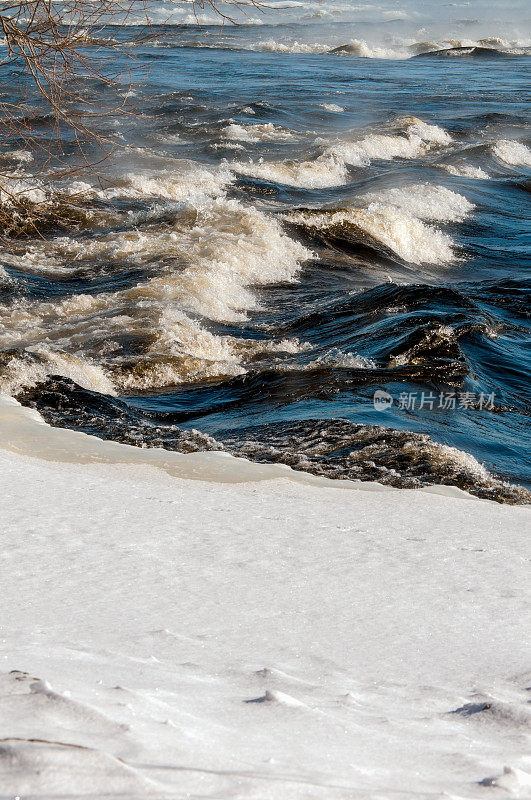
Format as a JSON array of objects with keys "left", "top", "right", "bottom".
[{"left": 0, "top": 395, "right": 529, "bottom": 798}]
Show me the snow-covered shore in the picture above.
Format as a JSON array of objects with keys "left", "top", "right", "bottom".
[{"left": 0, "top": 397, "right": 530, "bottom": 799}]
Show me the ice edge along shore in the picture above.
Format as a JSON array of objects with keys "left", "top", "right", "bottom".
[{"left": 0, "top": 393, "right": 487, "bottom": 500}]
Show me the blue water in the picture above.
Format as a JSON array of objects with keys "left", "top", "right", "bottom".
[{"left": 1, "top": 13, "right": 530, "bottom": 501}]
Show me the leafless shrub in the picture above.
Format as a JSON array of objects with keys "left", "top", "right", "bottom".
[{"left": 0, "top": 0, "right": 261, "bottom": 239}]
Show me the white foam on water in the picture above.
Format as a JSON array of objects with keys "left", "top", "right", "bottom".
[
  {"left": 222, "top": 122, "right": 294, "bottom": 142},
  {"left": 478, "top": 37, "right": 512, "bottom": 48},
  {"left": 319, "top": 103, "right": 344, "bottom": 113},
  {"left": 244, "top": 35, "right": 531, "bottom": 61},
  {"left": 0, "top": 290, "right": 311, "bottom": 394},
  {"left": 251, "top": 39, "right": 331, "bottom": 54},
  {"left": 117, "top": 312, "right": 311, "bottom": 391},
  {"left": 4, "top": 149, "right": 34, "bottom": 163},
  {"left": 0, "top": 291, "right": 307, "bottom": 395},
  {"left": 280, "top": 348, "right": 375, "bottom": 371},
  {"left": 0, "top": 189, "right": 312, "bottom": 392},
  {"left": 283, "top": 178, "right": 474, "bottom": 267},
  {"left": 231, "top": 152, "right": 349, "bottom": 188},
  {"left": 341, "top": 206, "right": 453, "bottom": 264},
  {"left": 70, "top": 161, "right": 233, "bottom": 203},
  {"left": 326, "top": 117, "right": 452, "bottom": 167},
  {"left": 333, "top": 39, "right": 410, "bottom": 59},
  {"left": 0, "top": 174, "right": 48, "bottom": 206},
  {"left": 134, "top": 196, "right": 313, "bottom": 321},
  {"left": 232, "top": 117, "right": 452, "bottom": 188},
  {"left": 212, "top": 141, "right": 246, "bottom": 152},
  {"left": 0, "top": 123, "right": 467, "bottom": 399},
  {"left": 175, "top": 11, "right": 264, "bottom": 26},
  {"left": 286, "top": 204, "right": 457, "bottom": 265},
  {"left": 245, "top": 35, "right": 529, "bottom": 59},
  {"left": 491, "top": 140, "right": 531, "bottom": 166},
  {"left": 408, "top": 40, "right": 441, "bottom": 55},
  {"left": 438, "top": 163, "right": 490, "bottom": 179},
  {"left": 249, "top": 38, "right": 410, "bottom": 59},
  {"left": 398, "top": 117, "right": 453, "bottom": 147},
  {"left": 444, "top": 37, "right": 531, "bottom": 54},
  {"left": 0, "top": 240, "right": 98, "bottom": 276},
  {"left": 363, "top": 184, "right": 474, "bottom": 223},
  {"left": 112, "top": 308, "right": 248, "bottom": 389},
  {"left": 0, "top": 348, "right": 117, "bottom": 397},
  {"left": 328, "top": 135, "right": 418, "bottom": 166}
]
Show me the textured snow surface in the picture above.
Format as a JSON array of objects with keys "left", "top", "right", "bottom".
[{"left": 0, "top": 406, "right": 530, "bottom": 798}]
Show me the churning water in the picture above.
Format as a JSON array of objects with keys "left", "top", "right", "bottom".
[{"left": 1, "top": 1, "right": 530, "bottom": 501}]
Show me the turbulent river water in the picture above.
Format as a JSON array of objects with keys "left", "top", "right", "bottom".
[{"left": 1, "top": 1, "right": 530, "bottom": 502}]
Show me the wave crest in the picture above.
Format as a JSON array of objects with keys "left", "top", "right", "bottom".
[
  {"left": 284, "top": 184, "right": 473, "bottom": 265},
  {"left": 491, "top": 140, "right": 531, "bottom": 166}
]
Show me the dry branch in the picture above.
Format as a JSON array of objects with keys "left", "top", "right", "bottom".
[{"left": 0, "top": 1, "right": 261, "bottom": 240}]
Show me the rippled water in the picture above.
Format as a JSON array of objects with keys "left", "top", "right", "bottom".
[{"left": 1, "top": 6, "right": 530, "bottom": 502}]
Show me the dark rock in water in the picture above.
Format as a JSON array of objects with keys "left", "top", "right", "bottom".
[
  {"left": 330, "top": 44, "right": 359, "bottom": 55},
  {"left": 413, "top": 46, "right": 512, "bottom": 59}
]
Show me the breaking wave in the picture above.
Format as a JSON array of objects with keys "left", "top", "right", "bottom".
[
  {"left": 232, "top": 117, "right": 453, "bottom": 188},
  {"left": 491, "top": 140, "right": 531, "bottom": 166},
  {"left": 140, "top": 32, "right": 531, "bottom": 60},
  {"left": 251, "top": 39, "right": 332, "bottom": 55},
  {"left": 325, "top": 118, "right": 452, "bottom": 167},
  {"left": 222, "top": 122, "right": 295, "bottom": 142},
  {"left": 284, "top": 184, "right": 472, "bottom": 265},
  {"left": 438, "top": 163, "right": 490, "bottom": 180},
  {"left": 71, "top": 160, "right": 233, "bottom": 202},
  {"left": 361, "top": 184, "right": 474, "bottom": 223},
  {"left": 0, "top": 162, "right": 313, "bottom": 395},
  {"left": 231, "top": 152, "right": 349, "bottom": 189}
]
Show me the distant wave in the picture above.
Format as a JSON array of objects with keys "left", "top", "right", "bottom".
[
  {"left": 412, "top": 46, "right": 519, "bottom": 60},
  {"left": 133, "top": 31, "right": 531, "bottom": 60},
  {"left": 275, "top": 37, "right": 531, "bottom": 59}
]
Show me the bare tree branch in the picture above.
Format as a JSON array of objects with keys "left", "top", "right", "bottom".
[{"left": 0, "top": 1, "right": 260, "bottom": 240}]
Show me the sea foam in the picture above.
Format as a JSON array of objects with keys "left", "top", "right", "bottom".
[
  {"left": 232, "top": 117, "right": 453, "bottom": 188},
  {"left": 222, "top": 122, "right": 295, "bottom": 142},
  {"left": 232, "top": 152, "right": 349, "bottom": 189},
  {"left": 491, "top": 140, "right": 531, "bottom": 166},
  {"left": 326, "top": 118, "right": 452, "bottom": 167},
  {"left": 0, "top": 177, "right": 313, "bottom": 393},
  {"left": 362, "top": 184, "right": 474, "bottom": 223}
]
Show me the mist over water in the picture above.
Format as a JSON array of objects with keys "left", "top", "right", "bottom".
[
  {"left": 1, "top": 0, "right": 530, "bottom": 501},
  {"left": 120, "top": 0, "right": 531, "bottom": 56}
]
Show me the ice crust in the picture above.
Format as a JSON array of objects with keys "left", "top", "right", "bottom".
[{"left": 0, "top": 395, "right": 530, "bottom": 798}]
